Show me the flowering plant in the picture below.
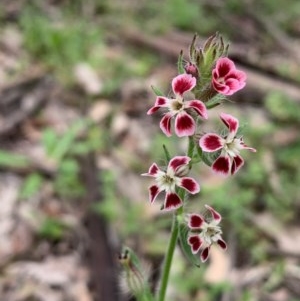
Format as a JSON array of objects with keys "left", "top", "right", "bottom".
[{"left": 119, "top": 33, "right": 256, "bottom": 301}]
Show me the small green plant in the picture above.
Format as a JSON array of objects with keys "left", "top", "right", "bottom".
[
  {"left": 118, "top": 33, "right": 256, "bottom": 301},
  {"left": 38, "top": 217, "right": 69, "bottom": 240},
  {"left": 20, "top": 9, "right": 102, "bottom": 82},
  {"left": 20, "top": 173, "right": 44, "bottom": 199}
]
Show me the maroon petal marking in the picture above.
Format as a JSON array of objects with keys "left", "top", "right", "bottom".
[
  {"left": 147, "top": 106, "right": 161, "bottom": 115},
  {"left": 155, "top": 96, "right": 169, "bottom": 106},
  {"left": 175, "top": 112, "right": 195, "bottom": 137},
  {"left": 212, "top": 156, "right": 231, "bottom": 176},
  {"left": 164, "top": 193, "right": 182, "bottom": 210},
  {"left": 160, "top": 113, "right": 173, "bottom": 137},
  {"left": 220, "top": 113, "right": 239, "bottom": 136},
  {"left": 141, "top": 163, "right": 160, "bottom": 177},
  {"left": 179, "top": 177, "right": 200, "bottom": 194},
  {"left": 185, "top": 100, "right": 208, "bottom": 119},
  {"left": 200, "top": 246, "right": 210, "bottom": 262},
  {"left": 168, "top": 156, "right": 190, "bottom": 174},
  {"left": 147, "top": 97, "right": 169, "bottom": 115},
  {"left": 149, "top": 185, "right": 162, "bottom": 203},
  {"left": 205, "top": 205, "right": 222, "bottom": 223},
  {"left": 167, "top": 156, "right": 191, "bottom": 174},
  {"left": 212, "top": 77, "right": 230, "bottom": 94},
  {"left": 188, "top": 235, "right": 203, "bottom": 254},
  {"left": 231, "top": 155, "right": 244, "bottom": 175},
  {"left": 199, "top": 133, "right": 224, "bottom": 152},
  {"left": 215, "top": 57, "right": 236, "bottom": 77},
  {"left": 188, "top": 214, "right": 204, "bottom": 229},
  {"left": 172, "top": 74, "right": 196, "bottom": 95},
  {"left": 224, "top": 78, "right": 242, "bottom": 95},
  {"left": 217, "top": 239, "right": 227, "bottom": 250}
]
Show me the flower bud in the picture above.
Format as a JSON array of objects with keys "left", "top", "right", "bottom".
[
  {"left": 118, "top": 247, "right": 151, "bottom": 298},
  {"left": 175, "top": 162, "right": 191, "bottom": 177},
  {"left": 184, "top": 62, "right": 199, "bottom": 78}
]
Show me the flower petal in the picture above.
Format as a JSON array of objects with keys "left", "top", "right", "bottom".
[
  {"left": 212, "top": 76, "right": 230, "bottom": 94},
  {"left": 231, "top": 155, "right": 244, "bottom": 175},
  {"left": 188, "top": 235, "right": 203, "bottom": 254},
  {"left": 205, "top": 204, "right": 222, "bottom": 223},
  {"left": 215, "top": 58, "right": 236, "bottom": 78},
  {"left": 223, "top": 78, "right": 244, "bottom": 95},
  {"left": 200, "top": 246, "right": 210, "bottom": 262},
  {"left": 185, "top": 100, "right": 208, "bottom": 119},
  {"left": 172, "top": 74, "right": 196, "bottom": 95},
  {"left": 164, "top": 193, "right": 182, "bottom": 210},
  {"left": 220, "top": 113, "right": 239, "bottom": 136},
  {"left": 212, "top": 156, "right": 231, "bottom": 176},
  {"left": 168, "top": 156, "right": 190, "bottom": 174},
  {"left": 188, "top": 214, "right": 204, "bottom": 229},
  {"left": 233, "top": 69, "right": 247, "bottom": 82},
  {"left": 199, "top": 133, "right": 224, "bottom": 152},
  {"left": 160, "top": 112, "right": 173, "bottom": 137},
  {"left": 178, "top": 177, "right": 200, "bottom": 194},
  {"left": 147, "top": 106, "right": 160, "bottom": 115},
  {"left": 217, "top": 239, "right": 227, "bottom": 250},
  {"left": 149, "top": 185, "right": 162, "bottom": 203},
  {"left": 175, "top": 111, "right": 195, "bottom": 137},
  {"left": 147, "top": 96, "right": 169, "bottom": 115},
  {"left": 141, "top": 163, "right": 161, "bottom": 177}
]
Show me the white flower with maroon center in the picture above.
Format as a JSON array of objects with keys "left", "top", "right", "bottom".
[
  {"left": 142, "top": 156, "right": 200, "bottom": 211},
  {"left": 199, "top": 113, "right": 256, "bottom": 175},
  {"left": 147, "top": 74, "right": 208, "bottom": 137},
  {"left": 187, "top": 205, "right": 227, "bottom": 262}
]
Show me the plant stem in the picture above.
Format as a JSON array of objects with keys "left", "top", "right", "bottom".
[
  {"left": 157, "top": 137, "right": 195, "bottom": 301},
  {"left": 157, "top": 211, "right": 180, "bottom": 301}
]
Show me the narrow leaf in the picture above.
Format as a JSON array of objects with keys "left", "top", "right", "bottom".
[
  {"left": 0, "top": 150, "right": 30, "bottom": 168},
  {"left": 151, "top": 85, "right": 164, "bottom": 97},
  {"left": 189, "top": 33, "right": 197, "bottom": 60},
  {"left": 177, "top": 50, "right": 185, "bottom": 74},
  {"left": 162, "top": 144, "right": 171, "bottom": 162}
]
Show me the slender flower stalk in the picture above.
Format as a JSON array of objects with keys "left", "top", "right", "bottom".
[{"left": 157, "top": 208, "right": 181, "bottom": 301}]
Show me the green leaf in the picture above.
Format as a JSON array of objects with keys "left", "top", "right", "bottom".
[
  {"left": 42, "top": 128, "right": 58, "bottom": 155},
  {"left": 0, "top": 150, "right": 30, "bottom": 168},
  {"left": 177, "top": 50, "right": 185, "bottom": 74},
  {"left": 50, "top": 119, "right": 87, "bottom": 162},
  {"left": 20, "top": 173, "right": 44, "bottom": 199},
  {"left": 196, "top": 144, "right": 221, "bottom": 167},
  {"left": 151, "top": 85, "right": 164, "bottom": 97},
  {"left": 38, "top": 218, "right": 67, "bottom": 240},
  {"left": 178, "top": 221, "right": 201, "bottom": 267},
  {"left": 162, "top": 144, "right": 171, "bottom": 162}
]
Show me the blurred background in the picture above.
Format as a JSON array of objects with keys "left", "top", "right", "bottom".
[{"left": 0, "top": 0, "right": 300, "bottom": 300}]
